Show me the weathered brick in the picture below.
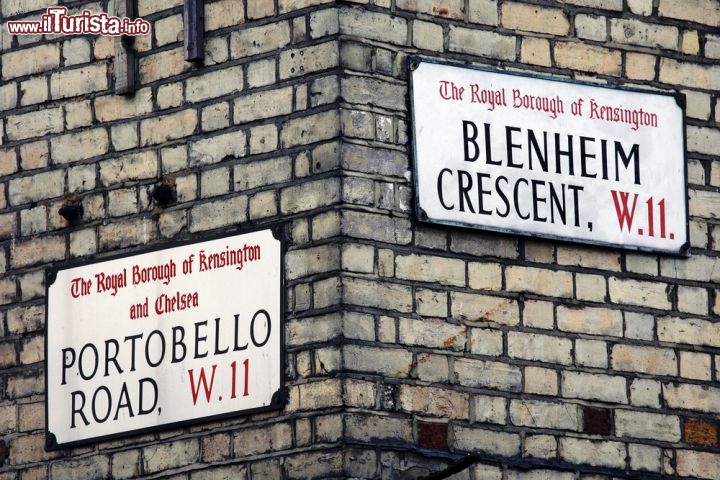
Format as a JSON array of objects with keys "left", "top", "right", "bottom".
[
  {"left": 397, "top": 0, "right": 465, "bottom": 18},
  {"left": 190, "top": 130, "right": 246, "bottom": 166},
  {"left": 502, "top": 2, "right": 569, "bottom": 35},
  {"left": 7, "top": 370, "right": 43, "bottom": 398},
  {"left": 610, "top": 19, "right": 678, "bottom": 49},
  {"left": 472, "top": 394, "right": 506, "bottom": 424},
  {"left": 415, "top": 353, "right": 449, "bottom": 383},
  {"left": 510, "top": 399, "right": 579, "bottom": 430},
  {"left": 202, "top": 103, "right": 231, "bottom": 132},
  {"left": 679, "top": 351, "right": 712, "bottom": 381},
  {"left": 199, "top": 167, "right": 230, "bottom": 198},
  {"left": 399, "top": 385, "right": 468, "bottom": 418},
  {"left": 520, "top": 37, "right": 551, "bottom": 66},
  {"left": 185, "top": 66, "right": 243, "bottom": 102},
  {"left": 287, "top": 313, "right": 341, "bottom": 345},
  {"left": 203, "top": 0, "right": 244, "bottom": 30},
  {"left": 468, "top": 262, "right": 502, "bottom": 291},
  {"left": 575, "top": 14, "right": 607, "bottom": 41},
  {"left": 554, "top": 42, "right": 621, "bottom": 76},
  {"left": 19, "top": 76, "right": 47, "bottom": 106},
  {"left": 454, "top": 358, "right": 522, "bottom": 391},
  {"left": 0, "top": 83, "right": 17, "bottom": 110},
  {"left": 687, "top": 135, "right": 720, "bottom": 173},
  {"left": 69, "top": 228, "right": 97, "bottom": 258},
  {"left": 625, "top": 52, "right": 657, "bottom": 81},
  {"left": 506, "top": 266, "right": 573, "bottom": 298},
  {"left": 575, "top": 338, "right": 608, "bottom": 368},
  {"left": 399, "top": 317, "right": 466, "bottom": 350},
  {"left": 190, "top": 465, "right": 247, "bottom": 480},
  {"left": 616, "top": 410, "right": 680, "bottom": 442},
  {"left": 396, "top": 254, "right": 465, "bottom": 286},
  {"left": 50, "top": 64, "right": 107, "bottom": 99},
  {"left": 230, "top": 22, "right": 291, "bottom": 58},
  {"left": 0, "top": 149, "right": 18, "bottom": 177},
  {"left": 99, "top": 151, "right": 157, "bottom": 186},
  {"left": 342, "top": 143, "right": 407, "bottom": 177},
  {"left": 94, "top": 88, "right": 153, "bottom": 122},
  {"left": 681, "top": 30, "right": 700, "bottom": 54},
  {"left": 676, "top": 450, "right": 720, "bottom": 479},
  {"left": 658, "top": 316, "right": 720, "bottom": 347},
  {"left": 658, "top": 0, "right": 720, "bottom": 27},
  {"left": 6, "top": 305, "right": 44, "bottom": 335},
  {"left": 139, "top": 48, "right": 190, "bottom": 84},
  {"left": 287, "top": 244, "right": 341, "bottom": 280},
  {"left": 560, "top": 438, "right": 625, "bottom": 468},
  {"left": 107, "top": 188, "right": 139, "bottom": 217},
  {"left": 468, "top": 0, "right": 498, "bottom": 24},
  {"left": 452, "top": 425, "right": 520, "bottom": 457},
  {"left": 99, "top": 218, "right": 155, "bottom": 250},
  {"left": 662, "top": 255, "right": 720, "bottom": 282},
  {"left": 562, "top": 371, "right": 627, "bottom": 403},
  {"left": 684, "top": 419, "right": 718, "bottom": 447},
  {"left": 51, "top": 457, "right": 110, "bottom": 480},
  {"left": 575, "top": 273, "right": 607, "bottom": 302},
  {"left": 154, "top": 14, "right": 183, "bottom": 47},
  {"left": 142, "top": 439, "right": 200, "bottom": 474},
  {"left": 663, "top": 383, "right": 720, "bottom": 414},
  {"left": 524, "top": 366, "right": 557, "bottom": 395},
  {"left": 412, "top": 20, "right": 444, "bottom": 51},
  {"left": 557, "top": 305, "right": 623, "bottom": 337},
  {"left": 628, "top": 443, "right": 662, "bottom": 473},
  {"left": 8, "top": 433, "right": 59, "bottom": 465},
  {"left": 234, "top": 156, "right": 291, "bottom": 192},
  {"left": 6, "top": 107, "right": 63, "bottom": 141},
  {"left": 339, "top": 8, "right": 408, "bottom": 45},
  {"left": 280, "top": 42, "right": 339, "bottom": 80},
  {"left": 523, "top": 436, "right": 557, "bottom": 461},
  {"left": 612, "top": 344, "right": 677, "bottom": 376},
  {"left": 609, "top": 277, "right": 671, "bottom": 309},
  {"left": 2, "top": 44, "right": 59, "bottom": 80},
  {"left": 677, "top": 285, "right": 708, "bottom": 315},
  {"left": 280, "top": 177, "right": 340, "bottom": 214},
  {"left": 140, "top": 109, "right": 197, "bottom": 146},
  {"left": 188, "top": 196, "right": 247, "bottom": 233},
  {"left": 51, "top": 128, "right": 108, "bottom": 164},
  {"left": 468, "top": 327, "right": 503, "bottom": 356},
  {"left": 448, "top": 26, "right": 516, "bottom": 60},
  {"left": 9, "top": 170, "right": 64, "bottom": 206},
  {"left": 344, "top": 277, "right": 413, "bottom": 312},
  {"left": 451, "top": 292, "right": 519, "bottom": 325},
  {"left": 19, "top": 206, "right": 45, "bottom": 236},
  {"left": 234, "top": 423, "right": 292, "bottom": 456},
  {"left": 659, "top": 58, "right": 720, "bottom": 90},
  {"left": 19, "top": 140, "right": 48, "bottom": 171},
  {"left": 234, "top": 87, "right": 294, "bottom": 124},
  {"left": 508, "top": 332, "right": 572, "bottom": 365},
  {"left": 557, "top": 0, "right": 622, "bottom": 9},
  {"left": 281, "top": 110, "right": 339, "bottom": 148}
]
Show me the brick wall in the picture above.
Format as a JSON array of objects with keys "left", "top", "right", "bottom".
[{"left": 1, "top": 0, "right": 719, "bottom": 478}]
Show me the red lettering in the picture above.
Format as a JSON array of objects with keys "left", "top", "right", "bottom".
[
  {"left": 611, "top": 190, "right": 639, "bottom": 232},
  {"left": 188, "top": 365, "right": 217, "bottom": 405}
]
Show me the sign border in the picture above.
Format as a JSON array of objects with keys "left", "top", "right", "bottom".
[
  {"left": 45, "top": 224, "right": 288, "bottom": 450},
  {"left": 408, "top": 56, "right": 690, "bottom": 256}
]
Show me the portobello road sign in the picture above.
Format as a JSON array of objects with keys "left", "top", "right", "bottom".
[{"left": 46, "top": 228, "right": 284, "bottom": 449}]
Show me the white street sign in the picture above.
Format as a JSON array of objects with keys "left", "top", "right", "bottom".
[
  {"left": 411, "top": 60, "right": 688, "bottom": 255},
  {"left": 46, "top": 228, "right": 283, "bottom": 448}
]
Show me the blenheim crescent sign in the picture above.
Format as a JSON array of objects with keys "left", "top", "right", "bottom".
[
  {"left": 410, "top": 60, "right": 688, "bottom": 255},
  {"left": 46, "top": 228, "right": 284, "bottom": 449}
]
